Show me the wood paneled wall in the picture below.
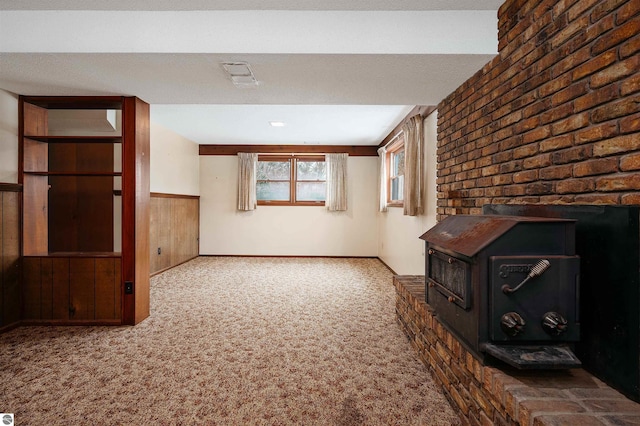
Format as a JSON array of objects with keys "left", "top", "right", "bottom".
[
  {"left": 0, "top": 184, "right": 21, "bottom": 329},
  {"left": 150, "top": 193, "right": 199, "bottom": 275}
]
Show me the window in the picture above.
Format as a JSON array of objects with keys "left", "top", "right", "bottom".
[
  {"left": 257, "top": 155, "right": 326, "bottom": 205},
  {"left": 387, "top": 139, "right": 404, "bottom": 206}
]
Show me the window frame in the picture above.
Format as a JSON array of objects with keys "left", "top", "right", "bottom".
[
  {"left": 257, "top": 154, "right": 326, "bottom": 206},
  {"left": 386, "top": 137, "right": 404, "bottom": 207}
]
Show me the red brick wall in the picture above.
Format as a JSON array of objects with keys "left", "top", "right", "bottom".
[{"left": 436, "top": 0, "right": 640, "bottom": 220}]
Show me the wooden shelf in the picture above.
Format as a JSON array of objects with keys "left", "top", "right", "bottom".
[
  {"left": 24, "top": 171, "right": 122, "bottom": 177},
  {"left": 24, "top": 136, "right": 122, "bottom": 143}
]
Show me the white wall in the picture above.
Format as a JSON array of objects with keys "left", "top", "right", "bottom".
[
  {"left": 189, "top": 112, "right": 440, "bottom": 268},
  {"left": 1, "top": 90, "right": 438, "bottom": 270},
  {"left": 199, "top": 155, "right": 378, "bottom": 256},
  {"left": 377, "top": 111, "right": 438, "bottom": 275},
  {"left": 150, "top": 121, "right": 200, "bottom": 196},
  {"left": 0, "top": 89, "right": 19, "bottom": 183}
]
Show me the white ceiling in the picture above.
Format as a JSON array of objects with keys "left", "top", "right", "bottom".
[{"left": 0, "top": 1, "right": 502, "bottom": 146}]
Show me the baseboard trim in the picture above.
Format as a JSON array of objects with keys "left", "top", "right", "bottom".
[
  {"left": 150, "top": 255, "right": 199, "bottom": 277},
  {"left": 16, "top": 319, "right": 122, "bottom": 327},
  {"left": 0, "top": 321, "right": 21, "bottom": 334},
  {"left": 196, "top": 254, "right": 398, "bottom": 273},
  {"left": 376, "top": 258, "right": 398, "bottom": 275},
  {"left": 198, "top": 254, "right": 379, "bottom": 259}
]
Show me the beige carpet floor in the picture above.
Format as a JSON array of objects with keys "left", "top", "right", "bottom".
[{"left": 1, "top": 257, "right": 460, "bottom": 425}]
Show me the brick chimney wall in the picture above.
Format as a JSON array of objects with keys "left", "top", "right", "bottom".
[{"left": 436, "top": 0, "right": 640, "bottom": 220}]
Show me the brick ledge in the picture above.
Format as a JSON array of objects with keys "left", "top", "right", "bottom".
[{"left": 393, "top": 275, "right": 640, "bottom": 426}]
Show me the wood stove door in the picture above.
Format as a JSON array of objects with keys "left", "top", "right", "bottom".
[{"left": 489, "top": 255, "right": 580, "bottom": 342}]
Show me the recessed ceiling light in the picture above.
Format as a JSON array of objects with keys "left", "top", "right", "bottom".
[{"left": 269, "top": 121, "right": 285, "bottom": 127}]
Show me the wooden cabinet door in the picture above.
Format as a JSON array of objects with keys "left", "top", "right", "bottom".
[
  {"left": 22, "top": 256, "right": 122, "bottom": 322},
  {"left": 51, "top": 258, "right": 70, "bottom": 320},
  {"left": 40, "top": 258, "right": 53, "bottom": 319},
  {"left": 69, "top": 258, "right": 95, "bottom": 320},
  {"left": 95, "top": 258, "right": 121, "bottom": 320},
  {"left": 23, "top": 257, "right": 70, "bottom": 321}
]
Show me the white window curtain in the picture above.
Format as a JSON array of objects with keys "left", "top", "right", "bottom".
[
  {"left": 325, "top": 153, "right": 348, "bottom": 211},
  {"left": 237, "top": 152, "right": 258, "bottom": 211},
  {"left": 403, "top": 115, "right": 424, "bottom": 216},
  {"left": 377, "top": 146, "right": 388, "bottom": 212}
]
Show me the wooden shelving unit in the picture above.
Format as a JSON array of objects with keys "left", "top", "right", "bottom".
[{"left": 19, "top": 96, "right": 150, "bottom": 325}]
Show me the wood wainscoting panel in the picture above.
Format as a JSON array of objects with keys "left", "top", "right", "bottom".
[
  {"left": 150, "top": 193, "right": 199, "bottom": 275},
  {"left": 171, "top": 196, "right": 199, "bottom": 267},
  {"left": 150, "top": 196, "right": 172, "bottom": 273}
]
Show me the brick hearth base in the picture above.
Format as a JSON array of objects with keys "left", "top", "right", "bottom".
[{"left": 393, "top": 275, "right": 640, "bottom": 426}]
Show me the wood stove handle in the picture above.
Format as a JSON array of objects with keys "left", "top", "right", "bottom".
[{"left": 502, "top": 259, "right": 551, "bottom": 294}]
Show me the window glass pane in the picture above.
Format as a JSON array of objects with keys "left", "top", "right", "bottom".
[
  {"left": 257, "top": 161, "right": 290, "bottom": 180},
  {"left": 297, "top": 182, "right": 326, "bottom": 201},
  {"left": 297, "top": 161, "right": 326, "bottom": 181},
  {"left": 257, "top": 181, "right": 290, "bottom": 201},
  {"left": 392, "top": 150, "right": 405, "bottom": 177},
  {"left": 391, "top": 175, "right": 404, "bottom": 201}
]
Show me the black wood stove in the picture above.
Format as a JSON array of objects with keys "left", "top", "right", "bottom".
[{"left": 420, "top": 215, "right": 581, "bottom": 369}]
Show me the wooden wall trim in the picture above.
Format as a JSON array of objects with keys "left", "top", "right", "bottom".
[
  {"left": 151, "top": 192, "right": 200, "bottom": 200},
  {"left": 378, "top": 105, "right": 436, "bottom": 148},
  {"left": 0, "top": 183, "right": 23, "bottom": 192},
  {"left": 199, "top": 144, "right": 378, "bottom": 156}
]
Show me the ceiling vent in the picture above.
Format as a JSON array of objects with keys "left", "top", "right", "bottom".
[{"left": 221, "top": 61, "right": 259, "bottom": 88}]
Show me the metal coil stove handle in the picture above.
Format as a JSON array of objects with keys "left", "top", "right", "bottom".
[{"left": 501, "top": 259, "right": 550, "bottom": 295}]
